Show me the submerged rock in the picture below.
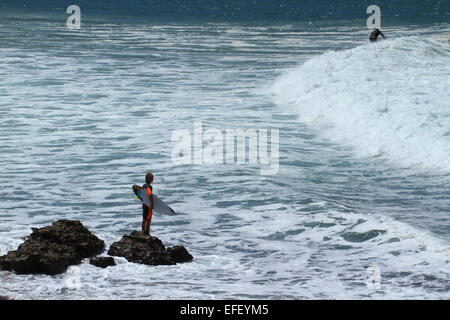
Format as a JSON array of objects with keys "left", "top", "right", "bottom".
[
  {"left": 108, "top": 231, "right": 193, "bottom": 266},
  {"left": 89, "top": 256, "right": 116, "bottom": 268},
  {"left": 167, "top": 245, "right": 194, "bottom": 263},
  {"left": 0, "top": 220, "right": 104, "bottom": 275},
  {"left": 341, "top": 230, "right": 386, "bottom": 243}
]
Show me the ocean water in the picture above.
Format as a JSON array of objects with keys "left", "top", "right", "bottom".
[{"left": 0, "top": 1, "right": 450, "bottom": 299}]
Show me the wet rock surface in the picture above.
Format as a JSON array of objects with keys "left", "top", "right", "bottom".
[
  {"left": 107, "top": 231, "right": 193, "bottom": 266},
  {"left": 0, "top": 222, "right": 192, "bottom": 275},
  {"left": 0, "top": 220, "right": 104, "bottom": 275},
  {"left": 89, "top": 256, "right": 116, "bottom": 268}
]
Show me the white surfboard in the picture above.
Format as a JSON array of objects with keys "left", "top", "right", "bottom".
[{"left": 132, "top": 185, "right": 176, "bottom": 215}]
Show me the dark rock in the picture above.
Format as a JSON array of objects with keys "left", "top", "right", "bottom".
[
  {"left": 167, "top": 245, "right": 194, "bottom": 263},
  {"left": 108, "top": 231, "right": 193, "bottom": 266},
  {"left": 89, "top": 256, "right": 116, "bottom": 268},
  {"left": 0, "top": 220, "right": 104, "bottom": 275},
  {"left": 0, "top": 295, "right": 13, "bottom": 300}
]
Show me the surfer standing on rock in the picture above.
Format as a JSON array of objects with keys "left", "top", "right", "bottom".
[
  {"left": 132, "top": 172, "right": 176, "bottom": 235},
  {"left": 141, "top": 172, "right": 154, "bottom": 235}
]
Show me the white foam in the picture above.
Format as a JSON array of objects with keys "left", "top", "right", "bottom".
[
  {"left": 2, "top": 21, "right": 450, "bottom": 299},
  {"left": 271, "top": 37, "right": 450, "bottom": 172}
]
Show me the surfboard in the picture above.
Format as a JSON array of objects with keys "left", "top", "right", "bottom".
[{"left": 132, "top": 185, "right": 176, "bottom": 215}]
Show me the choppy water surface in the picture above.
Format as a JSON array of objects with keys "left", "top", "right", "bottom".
[{"left": 0, "top": 5, "right": 450, "bottom": 299}]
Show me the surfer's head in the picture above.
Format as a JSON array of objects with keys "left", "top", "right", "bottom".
[{"left": 146, "top": 172, "right": 154, "bottom": 185}]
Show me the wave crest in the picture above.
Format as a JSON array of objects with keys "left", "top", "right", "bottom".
[{"left": 271, "top": 37, "right": 450, "bottom": 171}]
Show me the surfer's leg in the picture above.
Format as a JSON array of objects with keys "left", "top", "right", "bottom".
[
  {"left": 142, "top": 205, "right": 148, "bottom": 233},
  {"left": 144, "top": 209, "right": 152, "bottom": 235}
]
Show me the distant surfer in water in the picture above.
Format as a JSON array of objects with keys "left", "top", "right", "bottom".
[
  {"left": 370, "top": 28, "right": 386, "bottom": 42},
  {"left": 141, "top": 172, "right": 154, "bottom": 235}
]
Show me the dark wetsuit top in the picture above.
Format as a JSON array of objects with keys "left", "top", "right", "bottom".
[{"left": 370, "top": 29, "right": 385, "bottom": 42}]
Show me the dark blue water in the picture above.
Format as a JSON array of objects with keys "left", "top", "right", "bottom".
[{"left": 1, "top": 0, "right": 448, "bottom": 24}]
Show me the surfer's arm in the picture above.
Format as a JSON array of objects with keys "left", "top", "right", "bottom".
[{"left": 380, "top": 31, "right": 386, "bottom": 38}]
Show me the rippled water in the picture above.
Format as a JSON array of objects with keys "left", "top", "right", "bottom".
[{"left": 1, "top": 9, "right": 450, "bottom": 299}]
